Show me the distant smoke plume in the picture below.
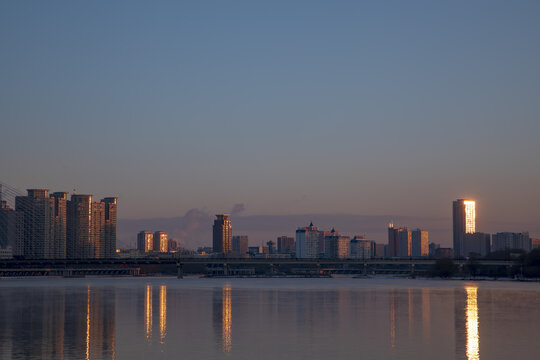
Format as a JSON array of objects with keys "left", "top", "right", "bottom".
[{"left": 230, "top": 203, "right": 246, "bottom": 216}]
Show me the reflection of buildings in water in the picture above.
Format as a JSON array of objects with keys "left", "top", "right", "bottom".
[
  {"left": 1, "top": 285, "right": 115, "bottom": 360},
  {"left": 389, "top": 290, "right": 396, "bottom": 349},
  {"left": 465, "top": 286, "right": 480, "bottom": 360},
  {"left": 142, "top": 284, "right": 168, "bottom": 345},
  {"left": 455, "top": 285, "right": 480, "bottom": 360},
  {"left": 145, "top": 284, "right": 153, "bottom": 340},
  {"left": 213, "top": 284, "right": 232, "bottom": 353},
  {"left": 387, "top": 288, "right": 433, "bottom": 351},
  {"left": 159, "top": 285, "right": 167, "bottom": 344}
]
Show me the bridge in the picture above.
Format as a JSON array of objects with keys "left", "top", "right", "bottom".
[{"left": 0, "top": 258, "right": 517, "bottom": 278}]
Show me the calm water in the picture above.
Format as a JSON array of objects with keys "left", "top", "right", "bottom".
[{"left": 1, "top": 277, "right": 540, "bottom": 360}]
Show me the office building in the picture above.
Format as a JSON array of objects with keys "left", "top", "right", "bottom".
[
  {"left": 411, "top": 229, "right": 429, "bottom": 257},
  {"left": 491, "top": 232, "right": 531, "bottom": 253},
  {"left": 153, "top": 231, "right": 168, "bottom": 253},
  {"left": 213, "top": 214, "right": 232, "bottom": 255},
  {"left": 277, "top": 236, "right": 295, "bottom": 254},
  {"left": 453, "top": 199, "right": 476, "bottom": 258},
  {"left": 463, "top": 232, "right": 491, "bottom": 257},
  {"left": 532, "top": 238, "right": 540, "bottom": 250},
  {"left": 232, "top": 235, "right": 248, "bottom": 257},
  {"left": 295, "top": 222, "right": 323, "bottom": 259},
  {"left": 137, "top": 231, "right": 154, "bottom": 252}
]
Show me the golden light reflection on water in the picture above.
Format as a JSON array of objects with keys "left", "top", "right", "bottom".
[
  {"left": 145, "top": 284, "right": 152, "bottom": 340},
  {"left": 222, "top": 285, "right": 232, "bottom": 353},
  {"left": 86, "top": 285, "right": 90, "bottom": 360},
  {"left": 466, "top": 286, "right": 480, "bottom": 360},
  {"left": 160, "top": 285, "right": 167, "bottom": 344}
]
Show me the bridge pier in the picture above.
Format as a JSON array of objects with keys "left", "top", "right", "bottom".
[
  {"left": 224, "top": 263, "right": 229, "bottom": 276},
  {"left": 363, "top": 262, "right": 367, "bottom": 276},
  {"left": 410, "top": 263, "right": 415, "bottom": 278},
  {"left": 177, "top": 263, "right": 184, "bottom": 279}
]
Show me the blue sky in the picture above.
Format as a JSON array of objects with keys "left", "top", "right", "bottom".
[{"left": 1, "top": 1, "right": 539, "bottom": 232}]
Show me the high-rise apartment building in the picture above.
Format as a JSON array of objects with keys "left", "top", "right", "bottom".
[
  {"left": 137, "top": 231, "right": 154, "bottom": 252},
  {"left": 463, "top": 232, "right": 491, "bottom": 257},
  {"left": 67, "top": 195, "right": 93, "bottom": 258},
  {"left": 15, "top": 189, "right": 55, "bottom": 259},
  {"left": 213, "top": 214, "right": 232, "bottom": 254},
  {"left": 0, "top": 201, "right": 23, "bottom": 254},
  {"left": 67, "top": 194, "right": 118, "bottom": 259},
  {"left": 387, "top": 223, "right": 399, "bottom": 257},
  {"left": 350, "top": 236, "right": 372, "bottom": 259},
  {"left": 277, "top": 236, "right": 295, "bottom": 254},
  {"left": 388, "top": 224, "right": 412, "bottom": 258},
  {"left": 50, "top": 192, "right": 68, "bottom": 259},
  {"left": 411, "top": 229, "right": 429, "bottom": 257},
  {"left": 102, "top": 197, "right": 118, "bottom": 257},
  {"left": 153, "top": 231, "right": 168, "bottom": 253},
  {"left": 295, "top": 222, "right": 322, "bottom": 259},
  {"left": 492, "top": 232, "right": 531, "bottom": 253},
  {"left": 232, "top": 235, "right": 248, "bottom": 257},
  {"left": 453, "top": 199, "right": 476, "bottom": 258},
  {"left": 324, "top": 228, "right": 350, "bottom": 259},
  {"left": 398, "top": 228, "right": 412, "bottom": 258}
]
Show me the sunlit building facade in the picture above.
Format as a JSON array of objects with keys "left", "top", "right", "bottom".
[
  {"left": 213, "top": 214, "right": 232, "bottom": 255},
  {"left": 453, "top": 199, "right": 476, "bottom": 258},
  {"left": 411, "top": 229, "right": 429, "bottom": 257},
  {"left": 137, "top": 231, "right": 154, "bottom": 252},
  {"left": 153, "top": 231, "right": 168, "bottom": 253},
  {"left": 324, "top": 229, "right": 350, "bottom": 259}
]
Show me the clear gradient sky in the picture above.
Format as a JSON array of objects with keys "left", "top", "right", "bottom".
[{"left": 1, "top": 1, "right": 539, "bottom": 230}]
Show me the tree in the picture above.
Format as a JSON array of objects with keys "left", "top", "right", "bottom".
[{"left": 431, "top": 258, "right": 456, "bottom": 278}]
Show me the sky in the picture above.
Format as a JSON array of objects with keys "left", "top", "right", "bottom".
[{"left": 1, "top": 1, "right": 539, "bottom": 238}]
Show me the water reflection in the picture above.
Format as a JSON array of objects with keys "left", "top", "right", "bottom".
[
  {"left": 159, "top": 285, "right": 167, "bottom": 344},
  {"left": 145, "top": 284, "right": 152, "bottom": 340},
  {"left": 0, "top": 285, "right": 116, "bottom": 360},
  {"left": 143, "top": 284, "right": 168, "bottom": 345},
  {"left": 466, "top": 286, "right": 480, "bottom": 360},
  {"left": 213, "top": 284, "right": 232, "bottom": 353}
]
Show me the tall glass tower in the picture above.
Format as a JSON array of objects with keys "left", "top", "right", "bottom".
[
  {"left": 453, "top": 199, "right": 476, "bottom": 258},
  {"left": 213, "top": 214, "right": 232, "bottom": 255}
]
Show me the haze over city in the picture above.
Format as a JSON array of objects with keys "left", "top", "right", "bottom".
[{"left": 1, "top": 1, "right": 539, "bottom": 247}]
